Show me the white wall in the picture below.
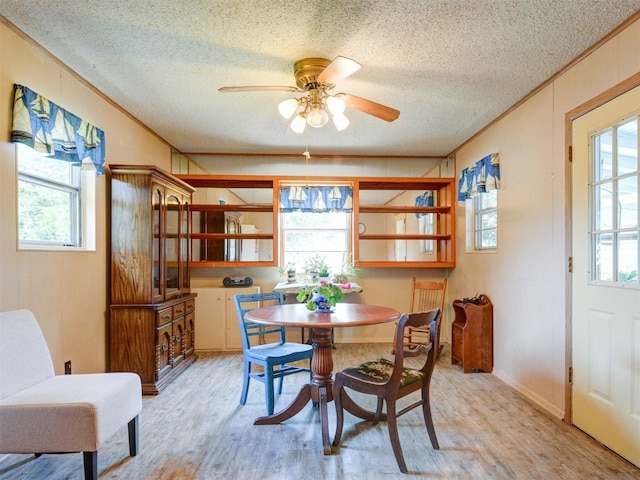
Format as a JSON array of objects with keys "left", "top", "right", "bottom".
[{"left": 449, "top": 18, "right": 640, "bottom": 417}]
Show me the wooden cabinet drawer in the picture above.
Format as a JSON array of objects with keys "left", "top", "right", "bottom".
[
  {"left": 185, "top": 299, "right": 195, "bottom": 314},
  {"left": 157, "top": 307, "right": 173, "bottom": 326},
  {"left": 173, "top": 302, "right": 186, "bottom": 319}
]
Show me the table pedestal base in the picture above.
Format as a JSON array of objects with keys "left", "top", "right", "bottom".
[{"left": 254, "top": 327, "right": 385, "bottom": 455}]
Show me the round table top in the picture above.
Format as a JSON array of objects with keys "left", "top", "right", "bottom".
[{"left": 244, "top": 302, "right": 401, "bottom": 329}]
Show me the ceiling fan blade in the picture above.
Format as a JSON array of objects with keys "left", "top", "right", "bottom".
[
  {"left": 341, "top": 93, "right": 400, "bottom": 122},
  {"left": 218, "top": 86, "right": 300, "bottom": 93},
  {"left": 317, "top": 56, "right": 362, "bottom": 85}
]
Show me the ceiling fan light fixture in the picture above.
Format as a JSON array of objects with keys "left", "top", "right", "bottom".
[
  {"left": 326, "top": 96, "right": 346, "bottom": 116},
  {"left": 306, "top": 107, "right": 329, "bottom": 128},
  {"left": 290, "top": 113, "right": 307, "bottom": 133},
  {"left": 278, "top": 98, "right": 299, "bottom": 119},
  {"left": 333, "top": 113, "right": 350, "bottom": 131}
]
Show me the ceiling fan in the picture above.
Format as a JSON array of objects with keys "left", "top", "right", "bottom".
[{"left": 218, "top": 56, "right": 400, "bottom": 133}]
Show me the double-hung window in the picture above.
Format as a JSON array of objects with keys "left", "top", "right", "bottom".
[
  {"left": 279, "top": 184, "right": 353, "bottom": 273},
  {"left": 459, "top": 153, "right": 500, "bottom": 252},
  {"left": 281, "top": 211, "right": 350, "bottom": 273},
  {"left": 473, "top": 190, "right": 498, "bottom": 250},
  {"left": 11, "top": 85, "right": 102, "bottom": 251},
  {"left": 17, "top": 144, "right": 95, "bottom": 250}
]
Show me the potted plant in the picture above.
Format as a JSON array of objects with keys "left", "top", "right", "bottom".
[
  {"left": 303, "top": 254, "right": 331, "bottom": 282},
  {"left": 333, "top": 253, "right": 358, "bottom": 284},
  {"left": 279, "top": 262, "right": 297, "bottom": 282},
  {"left": 296, "top": 280, "right": 346, "bottom": 311}
]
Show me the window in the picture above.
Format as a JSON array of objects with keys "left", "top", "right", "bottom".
[
  {"left": 419, "top": 213, "right": 434, "bottom": 253},
  {"left": 472, "top": 190, "right": 498, "bottom": 250},
  {"left": 395, "top": 213, "right": 406, "bottom": 261},
  {"left": 17, "top": 144, "right": 95, "bottom": 250},
  {"left": 281, "top": 211, "right": 350, "bottom": 273},
  {"left": 590, "top": 115, "right": 638, "bottom": 285}
]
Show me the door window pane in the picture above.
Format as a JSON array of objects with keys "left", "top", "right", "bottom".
[
  {"left": 595, "top": 129, "right": 613, "bottom": 181},
  {"left": 618, "top": 175, "right": 637, "bottom": 229},
  {"left": 590, "top": 115, "right": 639, "bottom": 285},
  {"left": 594, "top": 182, "right": 613, "bottom": 231},
  {"left": 593, "top": 233, "right": 613, "bottom": 282},
  {"left": 618, "top": 232, "right": 638, "bottom": 283}
]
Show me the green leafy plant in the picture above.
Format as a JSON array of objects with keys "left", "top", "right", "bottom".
[
  {"left": 296, "top": 280, "right": 346, "bottom": 311},
  {"left": 333, "top": 252, "right": 358, "bottom": 283},
  {"left": 279, "top": 262, "right": 296, "bottom": 275},
  {"left": 303, "top": 254, "right": 331, "bottom": 278}
]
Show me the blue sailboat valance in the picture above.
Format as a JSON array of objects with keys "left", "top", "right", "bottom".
[
  {"left": 11, "top": 84, "right": 106, "bottom": 175},
  {"left": 457, "top": 153, "right": 500, "bottom": 201},
  {"left": 279, "top": 186, "right": 353, "bottom": 212},
  {"left": 414, "top": 191, "right": 434, "bottom": 217}
]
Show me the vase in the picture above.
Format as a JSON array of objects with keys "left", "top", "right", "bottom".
[{"left": 315, "top": 296, "right": 333, "bottom": 312}]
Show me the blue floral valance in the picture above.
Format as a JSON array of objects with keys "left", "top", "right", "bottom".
[
  {"left": 457, "top": 153, "right": 500, "bottom": 201},
  {"left": 414, "top": 191, "right": 434, "bottom": 217},
  {"left": 279, "top": 185, "right": 353, "bottom": 212},
  {"left": 11, "top": 84, "right": 106, "bottom": 175}
]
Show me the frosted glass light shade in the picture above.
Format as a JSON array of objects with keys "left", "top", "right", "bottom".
[
  {"left": 290, "top": 114, "right": 307, "bottom": 133},
  {"left": 326, "top": 96, "right": 346, "bottom": 116},
  {"left": 333, "top": 114, "right": 350, "bottom": 131},
  {"left": 278, "top": 98, "right": 299, "bottom": 119},
  {"left": 307, "top": 108, "right": 329, "bottom": 128}
]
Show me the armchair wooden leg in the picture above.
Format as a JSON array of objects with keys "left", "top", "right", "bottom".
[
  {"left": 332, "top": 383, "right": 345, "bottom": 447},
  {"left": 421, "top": 389, "right": 439, "bottom": 449},
  {"left": 83, "top": 451, "right": 97, "bottom": 480},
  {"left": 128, "top": 415, "right": 139, "bottom": 456},
  {"left": 385, "top": 399, "right": 408, "bottom": 474},
  {"left": 373, "top": 397, "right": 384, "bottom": 425}
]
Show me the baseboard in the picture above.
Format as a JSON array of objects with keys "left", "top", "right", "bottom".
[{"left": 492, "top": 367, "right": 564, "bottom": 419}]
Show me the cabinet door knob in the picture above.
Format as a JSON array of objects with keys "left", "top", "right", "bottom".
[
  {"left": 161, "top": 343, "right": 168, "bottom": 352},
  {"left": 174, "top": 334, "right": 181, "bottom": 344}
]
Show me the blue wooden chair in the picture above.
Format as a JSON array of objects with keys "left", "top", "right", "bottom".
[{"left": 233, "top": 292, "right": 313, "bottom": 415}]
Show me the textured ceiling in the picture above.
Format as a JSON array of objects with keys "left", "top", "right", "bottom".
[{"left": 2, "top": 1, "right": 639, "bottom": 159}]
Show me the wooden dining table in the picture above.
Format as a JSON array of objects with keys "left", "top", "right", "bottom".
[{"left": 244, "top": 302, "right": 401, "bottom": 454}]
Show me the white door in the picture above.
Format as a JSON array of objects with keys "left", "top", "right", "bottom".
[{"left": 571, "top": 86, "right": 640, "bottom": 466}]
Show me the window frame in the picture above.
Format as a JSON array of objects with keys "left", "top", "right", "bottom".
[
  {"left": 280, "top": 210, "right": 352, "bottom": 274},
  {"left": 588, "top": 113, "right": 639, "bottom": 287},
  {"left": 472, "top": 190, "right": 498, "bottom": 251},
  {"left": 16, "top": 145, "right": 96, "bottom": 252}
]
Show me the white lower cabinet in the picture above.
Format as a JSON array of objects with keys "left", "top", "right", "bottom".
[{"left": 192, "top": 286, "right": 260, "bottom": 351}]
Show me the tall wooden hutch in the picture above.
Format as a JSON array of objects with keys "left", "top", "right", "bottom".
[{"left": 109, "top": 165, "right": 197, "bottom": 394}]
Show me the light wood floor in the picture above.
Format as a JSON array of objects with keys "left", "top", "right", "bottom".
[{"left": 1, "top": 344, "right": 638, "bottom": 479}]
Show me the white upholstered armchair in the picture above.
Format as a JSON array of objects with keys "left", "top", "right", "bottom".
[{"left": 0, "top": 310, "right": 142, "bottom": 480}]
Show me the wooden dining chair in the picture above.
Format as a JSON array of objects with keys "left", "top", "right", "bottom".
[
  {"left": 393, "top": 277, "right": 447, "bottom": 357},
  {"left": 233, "top": 292, "right": 313, "bottom": 415},
  {"left": 332, "top": 308, "right": 441, "bottom": 473}
]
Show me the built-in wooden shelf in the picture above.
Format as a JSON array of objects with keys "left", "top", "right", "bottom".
[{"left": 177, "top": 174, "right": 456, "bottom": 269}]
